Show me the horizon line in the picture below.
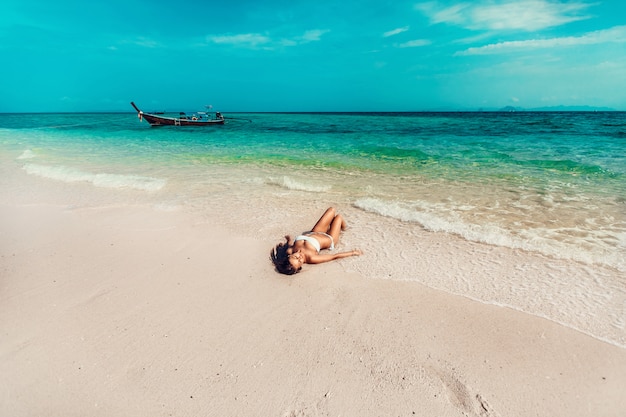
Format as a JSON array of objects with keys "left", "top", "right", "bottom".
[{"left": 1, "top": 108, "right": 623, "bottom": 115}]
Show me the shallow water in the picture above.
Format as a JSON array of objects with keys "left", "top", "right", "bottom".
[{"left": 1, "top": 111, "right": 625, "bottom": 347}]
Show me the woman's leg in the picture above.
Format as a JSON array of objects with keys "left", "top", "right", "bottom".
[
  {"left": 311, "top": 207, "right": 336, "bottom": 233},
  {"left": 328, "top": 214, "right": 346, "bottom": 245}
]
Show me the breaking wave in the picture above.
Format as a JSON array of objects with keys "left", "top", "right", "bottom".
[
  {"left": 22, "top": 163, "right": 166, "bottom": 192},
  {"left": 354, "top": 197, "right": 625, "bottom": 272},
  {"left": 268, "top": 176, "right": 332, "bottom": 193},
  {"left": 17, "top": 149, "right": 36, "bottom": 160}
]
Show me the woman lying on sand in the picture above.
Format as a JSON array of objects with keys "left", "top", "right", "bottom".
[{"left": 271, "top": 207, "right": 362, "bottom": 275}]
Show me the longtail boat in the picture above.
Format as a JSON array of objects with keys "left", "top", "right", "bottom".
[{"left": 131, "top": 102, "right": 225, "bottom": 126}]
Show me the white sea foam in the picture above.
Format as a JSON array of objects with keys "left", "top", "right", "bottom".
[
  {"left": 354, "top": 197, "right": 513, "bottom": 242},
  {"left": 22, "top": 163, "right": 166, "bottom": 192},
  {"left": 17, "top": 149, "right": 35, "bottom": 160},
  {"left": 268, "top": 176, "right": 332, "bottom": 193},
  {"left": 347, "top": 198, "right": 626, "bottom": 348},
  {"left": 354, "top": 197, "right": 625, "bottom": 272}
]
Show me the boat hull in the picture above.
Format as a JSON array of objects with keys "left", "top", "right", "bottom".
[
  {"left": 131, "top": 102, "right": 225, "bottom": 127},
  {"left": 141, "top": 113, "right": 225, "bottom": 126}
]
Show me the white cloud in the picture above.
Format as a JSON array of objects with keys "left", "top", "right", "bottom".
[
  {"left": 300, "top": 29, "right": 330, "bottom": 42},
  {"left": 383, "top": 26, "right": 410, "bottom": 37},
  {"left": 416, "top": 0, "right": 593, "bottom": 31},
  {"left": 209, "top": 33, "right": 271, "bottom": 47},
  {"left": 279, "top": 39, "right": 298, "bottom": 47},
  {"left": 398, "top": 39, "right": 432, "bottom": 48},
  {"left": 118, "top": 37, "right": 162, "bottom": 48},
  {"left": 456, "top": 25, "right": 626, "bottom": 55},
  {"left": 417, "top": 2, "right": 468, "bottom": 26},
  {"left": 208, "top": 29, "right": 328, "bottom": 49}
]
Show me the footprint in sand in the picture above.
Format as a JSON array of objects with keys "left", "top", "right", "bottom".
[{"left": 430, "top": 366, "right": 499, "bottom": 417}]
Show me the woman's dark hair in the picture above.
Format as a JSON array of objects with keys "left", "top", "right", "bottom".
[{"left": 270, "top": 237, "right": 300, "bottom": 275}]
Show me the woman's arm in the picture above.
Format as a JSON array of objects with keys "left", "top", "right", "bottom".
[{"left": 307, "top": 249, "right": 362, "bottom": 265}]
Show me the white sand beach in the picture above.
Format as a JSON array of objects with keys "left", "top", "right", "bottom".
[{"left": 2, "top": 199, "right": 625, "bottom": 417}]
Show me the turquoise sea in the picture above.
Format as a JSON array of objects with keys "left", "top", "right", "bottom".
[{"left": 1, "top": 111, "right": 625, "bottom": 346}]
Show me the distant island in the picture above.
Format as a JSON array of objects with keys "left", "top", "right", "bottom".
[{"left": 498, "top": 105, "right": 616, "bottom": 112}]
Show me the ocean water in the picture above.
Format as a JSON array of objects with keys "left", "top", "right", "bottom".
[{"left": 1, "top": 111, "right": 625, "bottom": 346}]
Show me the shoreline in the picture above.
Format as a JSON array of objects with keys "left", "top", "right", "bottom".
[
  {"left": 2, "top": 148, "right": 625, "bottom": 348},
  {"left": 2, "top": 202, "right": 625, "bottom": 416}
]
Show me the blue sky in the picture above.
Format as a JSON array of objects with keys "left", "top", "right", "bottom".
[{"left": 2, "top": 0, "right": 625, "bottom": 112}]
